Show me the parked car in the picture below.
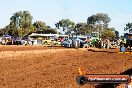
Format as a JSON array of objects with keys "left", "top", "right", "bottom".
[
  {"left": 61, "top": 39, "right": 72, "bottom": 47},
  {"left": 1, "top": 35, "right": 13, "bottom": 45},
  {"left": 61, "top": 38, "right": 86, "bottom": 48},
  {"left": 43, "top": 39, "right": 61, "bottom": 45}
]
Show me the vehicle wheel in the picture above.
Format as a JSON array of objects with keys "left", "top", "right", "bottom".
[{"left": 64, "top": 45, "right": 68, "bottom": 48}]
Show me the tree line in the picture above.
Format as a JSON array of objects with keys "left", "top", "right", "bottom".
[
  {"left": 0, "top": 11, "right": 122, "bottom": 40},
  {"left": 0, "top": 11, "right": 57, "bottom": 38},
  {"left": 55, "top": 13, "right": 119, "bottom": 40}
]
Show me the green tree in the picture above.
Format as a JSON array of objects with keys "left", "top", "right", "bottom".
[
  {"left": 10, "top": 11, "right": 34, "bottom": 38},
  {"left": 101, "top": 29, "right": 115, "bottom": 40},
  {"left": 33, "top": 21, "right": 47, "bottom": 31},
  {"left": 124, "top": 22, "right": 132, "bottom": 33},
  {"left": 44, "top": 28, "right": 57, "bottom": 34},
  {"left": 87, "top": 13, "right": 111, "bottom": 39},
  {"left": 55, "top": 19, "right": 75, "bottom": 34},
  {"left": 75, "top": 23, "right": 93, "bottom": 35},
  {"left": 0, "top": 28, "right": 4, "bottom": 36},
  {"left": 10, "top": 11, "right": 33, "bottom": 29},
  {"left": 33, "top": 21, "right": 57, "bottom": 34},
  {"left": 115, "top": 30, "right": 119, "bottom": 39},
  {"left": 87, "top": 13, "right": 111, "bottom": 27}
]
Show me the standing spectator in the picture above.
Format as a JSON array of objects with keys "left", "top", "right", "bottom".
[
  {"left": 95, "top": 39, "right": 98, "bottom": 48},
  {"left": 106, "top": 39, "right": 110, "bottom": 49},
  {"left": 101, "top": 39, "right": 104, "bottom": 48},
  {"left": 50, "top": 40, "right": 54, "bottom": 47},
  {"left": 122, "top": 38, "right": 127, "bottom": 47},
  {"left": 120, "top": 38, "right": 126, "bottom": 51},
  {"left": 98, "top": 40, "right": 101, "bottom": 49}
]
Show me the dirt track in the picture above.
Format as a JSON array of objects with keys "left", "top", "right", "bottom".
[{"left": 0, "top": 45, "right": 132, "bottom": 88}]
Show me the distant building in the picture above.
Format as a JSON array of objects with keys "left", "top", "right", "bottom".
[
  {"left": 29, "top": 33, "right": 68, "bottom": 39},
  {"left": 29, "top": 32, "right": 99, "bottom": 40},
  {"left": 28, "top": 33, "right": 69, "bottom": 45}
]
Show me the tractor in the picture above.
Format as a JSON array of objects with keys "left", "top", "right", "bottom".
[{"left": 124, "top": 33, "right": 132, "bottom": 52}]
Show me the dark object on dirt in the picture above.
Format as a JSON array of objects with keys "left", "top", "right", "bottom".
[
  {"left": 120, "top": 68, "right": 132, "bottom": 75},
  {"left": 98, "top": 41, "right": 101, "bottom": 49},
  {"left": 80, "top": 42, "right": 84, "bottom": 48},
  {"left": 13, "top": 41, "right": 21, "bottom": 45},
  {"left": 95, "top": 83, "right": 117, "bottom": 88},
  {"left": 76, "top": 75, "right": 87, "bottom": 85}
]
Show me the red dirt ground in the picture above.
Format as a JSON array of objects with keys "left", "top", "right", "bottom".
[{"left": 0, "top": 45, "right": 132, "bottom": 88}]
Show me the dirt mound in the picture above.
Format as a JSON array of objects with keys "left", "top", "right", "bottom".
[{"left": 0, "top": 46, "right": 131, "bottom": 88}]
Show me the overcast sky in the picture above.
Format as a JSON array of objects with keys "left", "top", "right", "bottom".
[{"left": 0, "top": 0, "right": 132, "bottom": 36}]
